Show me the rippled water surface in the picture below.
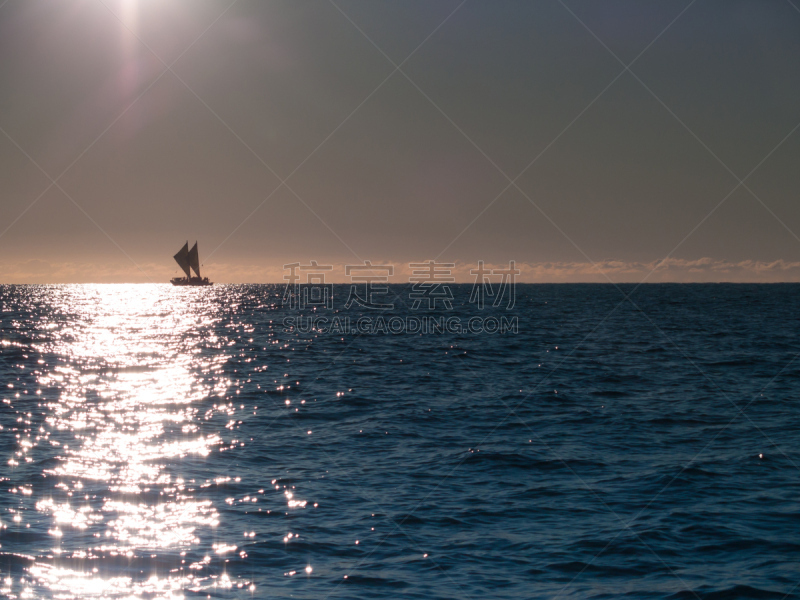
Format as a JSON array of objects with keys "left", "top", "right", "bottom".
[{"left": 0, "top": 283, "right": 798, "bottom": 599}]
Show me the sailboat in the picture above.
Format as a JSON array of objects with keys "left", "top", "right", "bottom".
[{"left": 171, "top": 241, "right": 212, "bottom": 286}]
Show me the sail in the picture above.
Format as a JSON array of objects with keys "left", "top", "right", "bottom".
[
  {"left": 188, "top": 242, "right": 201, "bottom": 278},
  {"left": 173, "top": 242, "right": 191, "bottom": 278}
]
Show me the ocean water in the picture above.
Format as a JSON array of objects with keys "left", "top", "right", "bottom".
[{"left": 0, "top": 283, "right": 798, "bottom": 600}]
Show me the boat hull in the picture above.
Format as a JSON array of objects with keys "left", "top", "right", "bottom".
[{"left": 170, "top": 277, "right": 213, "bottom": 286}]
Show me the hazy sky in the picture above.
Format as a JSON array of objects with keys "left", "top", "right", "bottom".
[{"left": 1, "top": 0, "right": 799, "bottom": 283}]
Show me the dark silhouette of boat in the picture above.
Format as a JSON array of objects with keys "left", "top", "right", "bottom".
[{"left": 171, "top": 242, "right": 212, "bottom": 286}]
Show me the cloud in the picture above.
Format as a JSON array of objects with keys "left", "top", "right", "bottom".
[
  {"left": 0, "top": 261, "right": 167, "bottom": 284},
  {"left": 2, "top": 257, "right": 800, "bottom": 284},
  {"left": 499, "top": 258, "right": 800, "bottom": 283}
]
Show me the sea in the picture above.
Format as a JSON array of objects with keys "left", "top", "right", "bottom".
[{"left": 0, "top": 283, "right": 798, "bottom": 600}]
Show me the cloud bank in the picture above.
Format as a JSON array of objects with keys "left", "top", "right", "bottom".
[{"left": 2, "top": 257, "right": 800, "bottom": 284}]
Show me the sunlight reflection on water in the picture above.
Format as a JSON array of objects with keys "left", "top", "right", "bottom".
[{"left": 3, "top": 285, "right": 245, "bottom": 598}]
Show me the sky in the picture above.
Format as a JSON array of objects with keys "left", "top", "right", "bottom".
[{"left": 1, "top": 0, "right": 799, "bottom": 283}]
